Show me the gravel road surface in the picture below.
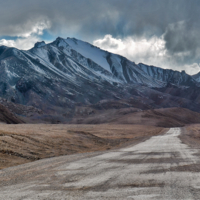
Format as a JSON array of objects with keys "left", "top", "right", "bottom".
[{"left": 1, "top": 127, "right": 200, "bottom": 199}]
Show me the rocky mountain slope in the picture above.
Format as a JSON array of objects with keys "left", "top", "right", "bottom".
[
  {"left": 0, "top": 37, "right": 200, "bottom": 122},
  {"left": 0, "top": 103, "right": 23, "bottom": 124}
]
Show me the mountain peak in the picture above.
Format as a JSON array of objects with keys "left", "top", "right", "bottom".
[
  {"left": 34, "top": 41, "right": 46, "bottom": 48},
  {"left": 56, "top": 36, "right": 64, "bottom": 41}
]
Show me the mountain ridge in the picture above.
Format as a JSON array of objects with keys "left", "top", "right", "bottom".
[{"left": 0, "top": 37, "right": 200, "bottom": 122}]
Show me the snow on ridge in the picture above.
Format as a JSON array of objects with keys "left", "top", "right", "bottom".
[
  {"left": 24, "top": 50, "right": 81, "bottom": 86},
  {"left": 65, "top": 37, "right": 111, "bottom": 73},
  {"left": 30, "top": 37, "right": 162, "bottom": 87},
  {"left": 49, "top": 37, "right": 120, "bottom": 84},
  {"left": 34, "top": 41, "right": 46, "bottom": 48},
  {"left": 27, "top": 37, "right": 183, "bottom": 88}
]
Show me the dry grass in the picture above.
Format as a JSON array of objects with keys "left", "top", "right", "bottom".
[
  {"left": 181, "top": 124, "right": 200, "bottom": 149},
  {"left": 0, "top": 124, "right": 165, "bottom": 169}
]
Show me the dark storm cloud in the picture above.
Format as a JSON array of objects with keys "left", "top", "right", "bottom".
[
  {"left": 163, "top": 20, "right": 200, "bottom": 57},
  {"left": 1, "top": 0, "right": 200, "bottom": 71},
  {"left": 0, "top": 1, "right": 199, "bottom": 43}
]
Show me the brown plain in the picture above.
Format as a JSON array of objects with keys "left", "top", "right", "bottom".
[
  {"left": 1, "top": 107, "right": 200, "bottom": 170},
  {"left": 0, "top": 124, "right": 164, "bottom": 170}
]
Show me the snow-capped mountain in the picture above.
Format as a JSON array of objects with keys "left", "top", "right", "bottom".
[
  {"left": 0, "top": 36, "right": 200, "bottom": 118},
  {"left": 31, "top": 37, "right": 165, "bottom": 87}
]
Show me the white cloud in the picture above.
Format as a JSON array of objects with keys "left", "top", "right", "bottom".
[
  {"left": 0, "top": 36, "right": 40, "bottom": 50},
  {"left": 18, "top": 20, "right": 51, "bottom": 38},
  {"left": 93, "top": 35, "right": 200, "bottom": 75},
  {"left": 0, "top": 19, "right": 51, "bottom": 50},
  {"left": 183, "top": 63, "right": 200, "bottom": 75},
  {"left": 93, "top": 35, "right": 125, "bottom": 50},
  {"left": 94, "top": 34, "right": 167, "bottom": 65}
]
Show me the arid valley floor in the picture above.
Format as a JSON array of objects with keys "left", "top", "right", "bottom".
[
  {"left": 0, "top": 124, "right": 164, "bottom": 170},
  {"left": 1, "top": 108, "right": 200, "bottom": 199},
  {"left": 1, "top": 126, "right": 200, "bottom": 199}
]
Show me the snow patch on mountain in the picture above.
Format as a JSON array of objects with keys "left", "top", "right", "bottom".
[{"left": 65, "top": 38, "right": 111, "bottom": 73}]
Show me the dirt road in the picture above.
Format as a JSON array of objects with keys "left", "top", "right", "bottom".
[{"left": 1, "top": 127, "right": 200, "bottom": 199}]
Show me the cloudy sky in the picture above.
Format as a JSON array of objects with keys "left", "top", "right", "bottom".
[{"left": 0, "top": 0, "right": 200, "bottom": 75}]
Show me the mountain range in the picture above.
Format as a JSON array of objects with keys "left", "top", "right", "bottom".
[{"left": 0, "top": 37, "right": 200, "bottom": 123}]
